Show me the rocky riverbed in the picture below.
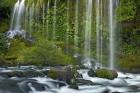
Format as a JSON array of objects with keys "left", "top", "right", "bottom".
[{"left": 0, "top": 66, "right": 140, "bottom": 93}]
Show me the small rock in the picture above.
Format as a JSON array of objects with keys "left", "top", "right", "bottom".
[
  {"left": 76, "top": 78, "right": 94, "bottom": 85},
  {"left": 88, "top": 69, "right": 96, "bottom": 77}
]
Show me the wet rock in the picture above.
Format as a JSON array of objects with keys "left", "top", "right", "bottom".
[
  {"left": 47, "top": 66, "right": 76, "bottom": 84},
  {"left": 18, "top": 79, "right": 47, "bottom": 92},
  {"left": 88, "top": 69, "right": 96, "bottom": 77},
  {"left": 111, "top": 78, "right": 128, "bottom": 87},
  {"left": 76, "top": 78, "right": 94, "bottom": 85},
  {"left": 102, "top": 89, "right": 110, "bottom": 93},
  {"left": 76, "top": 73, "right": 83, "bottom": 78},
  {"left": 0, "top": 60, "right": 9, "bottom": 67},
  {"left": 69, "top": 84, "right": 78, "bottom": 90},
  {"left": 69, "top": 78, "right": 79, "bottom": 90},
  {"left": 50, "top": 80, "right": 67, "bottom": 88},
  {"left": 0, "top": 70, "right": 45, "bottom": 78},
  {"left": 0, "top": 79, "right": 24, "bottom": 93}
]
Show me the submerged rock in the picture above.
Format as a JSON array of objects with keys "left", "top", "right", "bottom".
[
  {"left": 0, "top": 79, "right": 24, "bottom": 93},
  {"left": 76, "top": 78, "right": 94, "bottom": 85},
  {"left": 111, "top": 78, "right": 128, "bottom": 87}
]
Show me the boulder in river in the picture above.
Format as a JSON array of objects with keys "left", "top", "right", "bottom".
[
  {"left": 47, "top": 65, "right": 77, "bottom": 84},
  {"left": 88, "top": 68, "right": 118, "bottom": 80},
  {"left": 95, "top": 69, "right": 118, "bottom": 80}
]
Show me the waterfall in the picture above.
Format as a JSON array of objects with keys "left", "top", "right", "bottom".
[
  {"left": 96, "top": 0, "right": 103, "bottom": 67},
  {"left": 52, "top": 0, "right": 57, "bottom": 41},
  {"left": 100, "top": 0, "right": 103, "bottom": 67},
  {"left": 8, "top": 0, "right": 25, "bottom": 38},
  {"left": 66, "top": 0, "right": 70, "bottom": 53},
  {"left": 46, "top": 0, "right": 50, "bottom": 40},
  {"left": 109, "top": 0, "right": 114, "bottom": 69},
  {"left": 9, "top": 0, "right": 19, "bottom": 31},
  {"left": 74, "top": 0, "right": 79, "bottom": 57},
  {"left": 42, "top": 3, "right": 45, "bottom": 39},
  {"left": 96, "top": 0, "right": 100, "bottom": 64},
  {"left": 7, "top": 0, "right": 120, "bottom": 70},
  {"left": 83, "top": 0, "right": 93, "bottom": 68},
  {"left": 15, "top": 0, "right": 25, "bottom": 31},
  {"left": 109, "top": 0, "right": 119, "bottom": 69},
  {"left": 29, "top": 3, "right": 34, "bottom": 38}
]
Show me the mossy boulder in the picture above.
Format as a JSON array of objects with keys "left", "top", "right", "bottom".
[
  {"left": 0, "top": 70, "right": 44, "bottom": 78},
  {"left": 95, "top": 69, "right": 118, "bottom": 80},
  {"left": 47, "top": 66, "right": 77, "bottom": 84}
]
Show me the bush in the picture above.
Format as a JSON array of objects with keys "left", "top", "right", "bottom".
[
  {"left": 0, "top": 33, "right": 8, "bottom": 54},
  {"left": 24, "top": 40, "right": 75, "bottom": 66},
  {"left": 116, "top": 0, "right": 136, "bottom": 22},
  {"left": 119, "top": 54, "right": 140, "bottom": 70}
]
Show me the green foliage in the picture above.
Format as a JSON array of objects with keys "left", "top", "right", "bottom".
[
  {"left": 121, "top": 44, "right": 140, "bottom": 55},
  {"left": 47, "top": 2, "right": 67, "bottom": 41},
  {"left": 116, "top": 0, "right": 136, "bottom": 22},
  {"left": 0, "top": 0, "right": 16, "bottom": 7},
  {"left": 24, "top": 40, "right": 75, "bottom": 66},
  {"left": 5, "top": 38, "right": 29, "bottom": 65},
  {"left": 0, "top": 19, "right": 9, "bottom": 33},
  {"left": 0, "top": 33, "right": 8, "bottom": 54},
  {"left": 119, "top": 54, "right": 140, "bottom": 70}
]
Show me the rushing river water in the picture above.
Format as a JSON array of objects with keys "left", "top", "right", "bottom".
[{"left": 0, "top": 66, "right": 140, "bottom": 93}]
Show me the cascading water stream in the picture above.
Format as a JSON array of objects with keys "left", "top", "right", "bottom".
[
  {"left": 74, "top": 0, "right": 79, "bottom": 57},
  {"left": 42, "top": 3, "right": 45, "bottom": 39},
  {"left": 7, "top": 0, "right": 25, "bottom": 38},
  {"left": 108, "top": 0, "right": 119, "bottom": 69},
  {"left": 83, "top": 0, "right": 93, "bottom": 68},
  {"left": 65, "top": 0, "right": 70, "bottom": 53},
  {"left": 46, "top": 0, "right": 50, "bottom": 40},
  {"left": 15, "top": 0, "right": 25, "bottom": 31},
  {"left": 96, "top": 0, "right": 100, "bottom": 64},
  {"left": 52, "top": 0, "right": 57, "bottom": 41},
  {"left": 29, "top": 3, "right": 34, "bottom": 38},
  {"left": 109, "top": 0, "right": 114, "bottom": 69},
  {"left": 9, "top": 0, "right": 20, "bottom": 31},
  {"left": 100, "top": 0, "right": 103, "bottom": 67}
]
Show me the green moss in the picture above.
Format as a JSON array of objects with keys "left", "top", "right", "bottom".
[
  {"left": 47, "top": 70, "right": 58, "bottom": 79},
  {"left": 95, "top": 69, "right": 118, "bottom": 80}
]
